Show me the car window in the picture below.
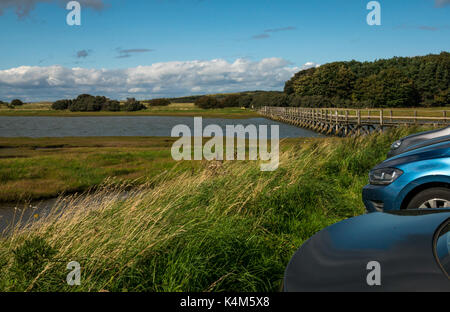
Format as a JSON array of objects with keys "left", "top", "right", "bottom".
[{"left": 435, "top": 221, "right": 450, "bottom": 278}]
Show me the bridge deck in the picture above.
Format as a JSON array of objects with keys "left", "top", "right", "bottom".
[{"left": 259, "top": 107, "right": 450, "bottom": 136}]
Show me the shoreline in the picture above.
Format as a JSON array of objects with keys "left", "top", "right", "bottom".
[{"left": 0, "top": 109, "right": 260, "bottom": 119}]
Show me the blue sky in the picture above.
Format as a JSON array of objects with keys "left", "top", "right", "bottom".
[{"left": 0, "top": 0, "right": 449, "bottom": 101}]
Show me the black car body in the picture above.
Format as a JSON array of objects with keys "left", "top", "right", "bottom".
[{"left": 284, "top": 210, "right": 450, "bottom": 292}]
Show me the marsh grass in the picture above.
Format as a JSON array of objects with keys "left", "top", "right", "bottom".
[
  {"left": 0, "top": 126, "right": 428, "bottom": 291},
  {"left": 0, "top": 137, "right": 200, "bottom": 202}
]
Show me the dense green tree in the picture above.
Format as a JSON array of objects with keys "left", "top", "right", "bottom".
[
  {"left": 69, "top": 94, "right": 96, "bottom": 111},
  {"left": 11, "top": 99, "right": 24, "bottom": 106},
  {"left": 221, "top": 95, "right": 240, "bottom": 107},
  {"left": 52, "top": 99, "right": 72, "bottom": 110},
  {"left": 148, "top": 98, "right": 171, "bottom": 106},
  {"left": 195, "top": 96, "right": 220, "bottom": 109},
  {"left": 250, "top": 92, "right": 288, "bottom": 108},
  {"left": 238, "top": 94, "right": 253, "bottom": 108},
  {"left": 285, "top": 52, "right": 450, "bottom": 108},
  {"left": 103, "top": 100, "right": 121, "bottom": 111},
  {"left": 123, "top": 98, "right": 146, "bottom": 111}
]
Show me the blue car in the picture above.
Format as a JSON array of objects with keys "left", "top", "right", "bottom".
[{"left": 363, "top": 128, "right": 450, "bottom": 212}]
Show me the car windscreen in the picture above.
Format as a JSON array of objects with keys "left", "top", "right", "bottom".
[{"left": 435, "top": 220, "right": 450, "bottom": 278}]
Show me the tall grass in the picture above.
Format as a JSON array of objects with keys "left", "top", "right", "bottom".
[{"left": 0, "top": 127, "right": 426, "bottom": 292}]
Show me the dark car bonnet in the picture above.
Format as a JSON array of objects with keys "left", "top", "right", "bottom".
[
  {"left": 388, "top": 126, "right": 450, "bottom": 158},
  {"left": 284, "top": 210, "right": 450, "bottom": 292}
]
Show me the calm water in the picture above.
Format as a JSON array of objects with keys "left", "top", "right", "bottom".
[{"left": 0, "top": 116, "right": 323, "bottom": 138}]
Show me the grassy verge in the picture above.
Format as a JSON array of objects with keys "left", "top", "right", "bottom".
[
  {"left": 0, "top": 126, "right": 427, "bottom": 291},
  {"left": 0, "top": 137, "right": 320, "bottom": 203},
  {"left": 0, "top": 103, "right": 258, "bottom": 119}
]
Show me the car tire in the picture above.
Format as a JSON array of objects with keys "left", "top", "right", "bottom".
[{"left": 406, "top": 187, "right": 450, "bottom": 210}]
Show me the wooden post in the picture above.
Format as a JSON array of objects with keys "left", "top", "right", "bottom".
[
  {"left": 380, "top": 110, "right": 383, "bottom": 128},
  {"left": 357, "top": 110, "right": 361, "bottom": 136},
  {"left": 390, "top": 110, "right": 393, "bottom": 123},
  {"left": 414, "top": 111, "right": 417, "bottom": 125},
  {"left": 335, "top": 110, "right": 339, "bottom": 133}
]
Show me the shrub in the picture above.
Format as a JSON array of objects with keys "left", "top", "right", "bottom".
[
  {"left": 69, "top": 94, "right": 95, "bottom": 112},
  {"left": 11, "top": 99, "right": 24, "bottom": 106},
  {"left": 11, "top": 237, "right": 56, "bottom": 280},
  {"left": 148, "top": 98, "right": 171, "bottom": 106},
  {"left": 94, "top": 96, "right": 109, "bottom": 110},
  {"left": 68, "top": 94, "right": 109, "bottom": 112},
  {"left": 195, "top": 96, "right": 220, "bottom": 109},
  {"left": 103, "top": 100, "right": 121, "bottom": 112},
  {"left": 52, "top": 99, "right": 72, "bottom": 110},
  {"left": 123, "top": 98, "right": 146, "bottom": 111}
]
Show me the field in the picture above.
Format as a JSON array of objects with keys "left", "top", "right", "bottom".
[
  {"left": 340, "top": 107, "right": 450, "bottom": 118},
  {"left": 0, "top": 102, "right": 258, "bottom": 119},
  {"left": 0, "top": 126, "right": 428, "bottom": 291}
]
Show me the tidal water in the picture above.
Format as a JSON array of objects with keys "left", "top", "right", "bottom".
[{"left": 0, "top": 116, "right": 323, "bottom": 138}]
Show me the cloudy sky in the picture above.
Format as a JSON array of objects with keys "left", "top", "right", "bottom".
[{"left": 0, "top": 0, "right": 449, "bottom": 101}]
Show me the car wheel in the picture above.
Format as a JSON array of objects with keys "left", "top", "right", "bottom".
[{"left": 406, "top": 187, "right": 450, "bottom": 209}]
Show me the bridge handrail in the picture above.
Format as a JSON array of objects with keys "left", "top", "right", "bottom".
[{"left": 258, "top": 106, "right": 450, "bottom": 125}]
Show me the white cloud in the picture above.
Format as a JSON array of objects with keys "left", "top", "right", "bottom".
[
  {"left": 128, "top": 88, "right": 146, "bottom": 93},
  {"left": 302, "top": 62, "right": 320, "bottom": 69},
  {"left": 0, "top": 58, "right": 316, "bottom": 101}
]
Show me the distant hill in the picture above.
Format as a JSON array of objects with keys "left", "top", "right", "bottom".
[{"left": 284, "top": 52, "right": 450, "bottom": 108}]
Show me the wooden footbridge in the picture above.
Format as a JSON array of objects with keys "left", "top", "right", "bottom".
[{"left": 259, "top": 106, "right": 450, "bottom": 137}]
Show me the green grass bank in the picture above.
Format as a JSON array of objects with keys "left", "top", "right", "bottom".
[{"left": 0, "top": 126, "right": 427, "bottom": 291}]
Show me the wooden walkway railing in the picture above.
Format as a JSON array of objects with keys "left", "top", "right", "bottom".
[{"left": 258, "top": 107, "right": 450, "bottom": 136}]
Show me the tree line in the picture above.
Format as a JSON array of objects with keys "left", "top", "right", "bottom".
[
  {"left": 51, "top": 94, "right": 147, "bottom": 112},
  {"left": 285, "top": 51, "right": 449, "bottom": 108},
  {"left": 191, "top": 52, "right": 450, "bottom": 109},
  {"left": 0, "top": 99, "right": 24, "bottom": 108}
]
